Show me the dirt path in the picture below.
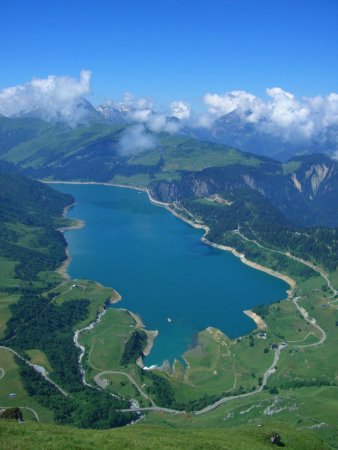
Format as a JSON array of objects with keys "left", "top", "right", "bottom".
[
  {"left": 292, "top": 297, "right": 326, "bottom": 347},
  {"left": 51, "top": 283, "right": 87, "bottom": 303},
  {"left": 287, "top": 332, "right": 314, "bottom": 343}
]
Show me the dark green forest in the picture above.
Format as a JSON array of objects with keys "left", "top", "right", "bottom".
[
  {"left": 182, "top": 188, "right": 338, "bottom": 272},
  {"left": 0, "top": 169, "right": 134, "bottom": 428},
  {"left": 121, "top": 330, "right": 147, "bottom": 366},
  {"left": 0, "top": 170, "right": 73, "bottom": 279},
  {"left": 7, "top": 293, "right": 134, "bottom": 429}
]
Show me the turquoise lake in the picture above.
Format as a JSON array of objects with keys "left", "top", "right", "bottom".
[{"left": 53, "top": 183, "right": 288, "bottom": 366}]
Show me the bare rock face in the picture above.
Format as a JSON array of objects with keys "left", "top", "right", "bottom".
[
  {"left": 150, "top": 153, "right": 338, "bottom": 227},
  {"left": 191, "top": 180, "right": 210, "bottom": 197}
]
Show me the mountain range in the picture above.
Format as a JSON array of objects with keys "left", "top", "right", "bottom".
[
  {"left": 0, "top": 114, "right": 337, "bottom": 229},
  {"left": 1, "top": 97, "right": 337, "bottom": 161},
  {"left": 0, "top": 99, "right": 338, "bottom": 448}
]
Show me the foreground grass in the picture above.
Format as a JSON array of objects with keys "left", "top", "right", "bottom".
[
  {"left": 145, "top": 387, "right": 338, "bottom": 449},
  {"left": 0, "top": 420, "right": 329, "bottom": 450}
]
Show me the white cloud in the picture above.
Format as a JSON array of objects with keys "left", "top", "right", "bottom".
[
  {"left": 135, "top": 97, "right": 154, "bottom": 110},
  {"left": 2, "top": 71, "right": 337, "bottom": 147},
  {"left": 203, "top": 87, "right": 338, "bottom": 142},
  {"left": 170, "top": 100, "right": 191, "bottom": 120},
  {"left": 263, "top": 87, "right": 313, "bottom": 140},
  {"left": 130, "top": 108, "right": 153, "bottom": 122},
  {"left": 124, "top": 95, "right": 182, "bottom": 134},
  {"left": 0, "top": 70, "right": 92, "bottom": 124},
  {"left": 146, "top": 113, "right": 180, "bottom": 134},
  {"left": 204, "top": 90, "right": 266, "bottom": 124},
  {"left": 118, "top": 124, "right": 156, "bottom": 155}
]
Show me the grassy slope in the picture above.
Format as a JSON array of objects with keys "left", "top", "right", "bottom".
[
  {"left": 145, "top": 387, "right": 338, "bottom": 449},
  {"left": 38, "top": 180, "right": 336, "bottom": 445},
  {"left": 0, "top": 349, "right": 54, "bottom": 423},
  {"left": 0, "top": 150, "right": 337, "bottom": 445},
  {"left": 70, "top": 211, "right": 337, "bottom": 444},
  {"left": 0, "top": 420, "right": 329, "bottom": 450},
  {"left": 0, "top": 171, "right": 73, "bottom": 334},
  {"left": 0, "top": 258, "right": 20, "bottom": 339},
  {"left": 0, "top": 120, "right": 123, "bottom": 167},
  {"left": 49, "top": 278, "right": 119, "bottom": 328},
  {"left": 129, "top": 135, "right": 262, "bottom": 172},
  {"left": 0, "top": 117, "right": 265, "bottom": 185},
  {"left": 0, "top": 172, "right": 132, "bottom": 424}
]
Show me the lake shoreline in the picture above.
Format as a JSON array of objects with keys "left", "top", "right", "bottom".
[
  {"left": 56, "top": 202, "right": 85, "bottom": 279},
  {"left": 50, "top": 179, "right": 294, "bottom": 354},
  {"left": 243, "top": 310, "right": 267, "bottom": 330},
  {"left": 145, "top": 187, "right": 296, "bottom": 296},
  {"left": 116, "top": 308, "right": 159, "bottom": 368}
]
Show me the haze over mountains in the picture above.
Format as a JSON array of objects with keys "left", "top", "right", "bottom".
[
  {"left": 0, "top": 72, "right": 337, "bottom": 231},
  {"left": 0, "top": 72, "right": 338, "bottom": 161}
]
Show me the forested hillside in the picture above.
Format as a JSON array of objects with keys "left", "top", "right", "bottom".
[
  {"left": 0, "top": 170, "right": 134, "bottom": 428},
  {"left": 0, "top": 116, "right": 337, "bottom": 229},
  {"left": 0, "top": 136, "right": 337, "bottom": 447},
  {"left": 0, "top": 171, "right": 73, "bottom": 279},
  {"left": 178, "top": 188, "right": 338, "bottom": 272}
]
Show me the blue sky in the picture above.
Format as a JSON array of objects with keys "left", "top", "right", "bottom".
[{"left": 1, "top": 0, "right": 337, "bottom": 106}]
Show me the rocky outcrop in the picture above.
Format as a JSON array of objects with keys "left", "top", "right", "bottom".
[{"left": 150, "top": 154, "right": 338, "bottom": 227}]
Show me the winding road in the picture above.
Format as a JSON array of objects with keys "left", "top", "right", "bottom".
[
  {"left": 291, "top": 297, "right": 326, "bottom": 347},
  {"left": 118, "top": 347, "right": 283, "bottom": 415},
  {"left": 235, "top": 229, "right": 337, "bottom": 299},
  {"left": 69, "top": 214, "right": 336, "bottom": 417},
  {"left": 94, "top": 371, "right": 156, "bottom": 406},
  {"left": 194, "top": 347, "right": 281, "bottom": 415},
  {"left": 0, "top": 346, "right": 68, "bottom": 397},
  {"left": 116, "top": 227, "right": 335, "bottom": 415}
]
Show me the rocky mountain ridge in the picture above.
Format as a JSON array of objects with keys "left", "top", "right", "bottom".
[{"left": 0, "top": 115, "right": 337, "bottom": 228}]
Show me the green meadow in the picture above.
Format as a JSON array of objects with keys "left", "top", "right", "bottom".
[
  {"left": 0, "top": 349, "right": 54, "bottom": 423},
  {"left": 0, "top": 419, "right": 329, "bottom": 450},
  {"left": 0, "top": 170, "right": 337, "bottom": 448}
]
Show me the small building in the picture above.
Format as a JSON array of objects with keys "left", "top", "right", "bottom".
[
  {"left": 33, "top": 365, "right": 47, "bottom": 376},
  {"left": 130, "top": 398, "right": 140, "bottom": 410},
  {"left": 271, "top": 343, "right": 278, "bottom": 350},
  {"left": 258, "top": 332, "right": 267, "bottom": 339},
  {"left": 9, "top": 393, "right": 16, "bottom": 398}
]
